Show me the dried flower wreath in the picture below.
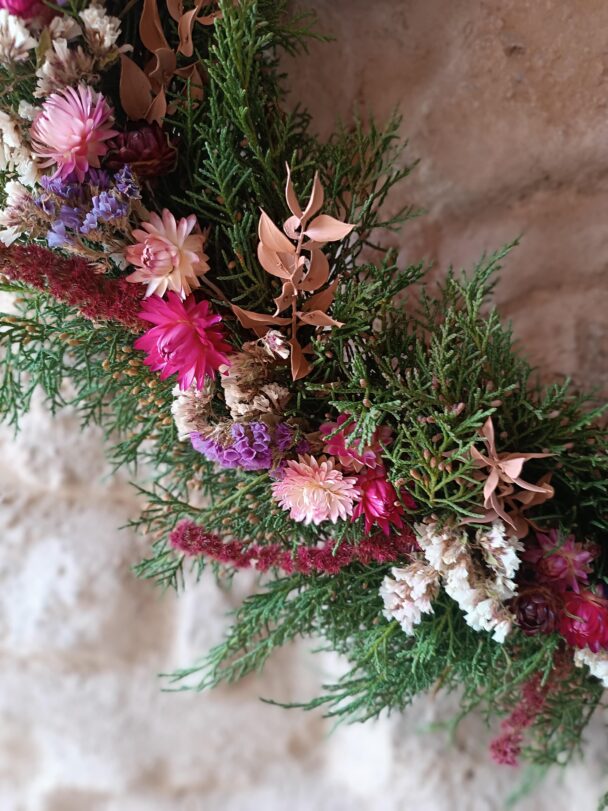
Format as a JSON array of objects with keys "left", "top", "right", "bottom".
[{"left": 0, "top": 0, "right": 606, "bottom": 800}]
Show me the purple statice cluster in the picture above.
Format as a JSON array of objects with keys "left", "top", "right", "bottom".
[
  {"left": 35, "top": 166, "right": 140, "bottom": 249},
  {"left": 191, "top": 422, "right": 295, "bottom": 473}
]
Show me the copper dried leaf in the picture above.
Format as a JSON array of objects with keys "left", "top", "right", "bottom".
[
  {"left": 299, "top": 247, "right": 329, "bottom": 292},
  {"left": 147, "top": 47, "right": 177, "bottom": 92},
  {"left": 298, "top": 310, "right": 343, "bottom": 328},
  {"left": 174, "top": 63, "right": 205, "bottom": 101},
  {"left": 273, "top": 280, "right": 297, "bottom": 314},
  {"left": 119, "top": 55, "right": 153, "bottom": 120},
  {"left": 289, "top": 337, "right": 312, "bottom": 380},
  {"left": 140, "top": 0, "right": 169, "bottom": 52},
  {"left": 257, "top": 243, "right": 291, "bottom": 280},
  {"left": 301, "top": 172, "right": 324, "bottom": 224},
  {"left": 258, "top": 210, "right": 295, "bottom": 255},
  {"left": 146, "top": 87, "right": 167, "bottom": 126},
  {"left": 232, "top": 304, "right": 291, "bottom": 330},
  {"left": 178, "top": 1, "right": 204, "bottom": 57},
  {"left": 302, "top": 279, "right": 339, "bottom": 314},
  {"left": 197, "top": 10, "right": 223, "bottom": 25},
  {"left": 166, "top": 0, "right": 183, "bottom": 20},
  {"left": 304, "top": 214, "right": 354, "bottom": 243},
  {"left": 283, "top": 214, "right": 301, "bottom": 241},
  {"left": 285, "top": 164, "right": 303, "bottom": 219}
]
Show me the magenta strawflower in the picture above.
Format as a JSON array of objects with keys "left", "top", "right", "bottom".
[
  {"left": 134, "top": 292, "right": 232, "bottom": 390},
  {"left": 126, "top": 209, "right": 209, "bottom": 298},
  {"left": 352, "top": 466, "right": 414, "bottom": 536},
  {"left": 0, "top": 0, "right": 48, "bottom": 18},
  {"left": 30, "top": 85, "right": 117, "bottom": 182},
  {"left": 320, "top": 413, "right": 392, "bottom": 472},
  {"left": 559, "top": 590, "right": 608, "bottom": 652},
  {"left": 523, "top": 529, "right": 595, "bottom": 593},
  {"left": 271, "top": 454, "right": 360, "bottom": 526}
]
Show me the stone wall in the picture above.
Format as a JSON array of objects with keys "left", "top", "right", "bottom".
[{"left": 1, "top": 2, "right": 607, "bottom": 809}]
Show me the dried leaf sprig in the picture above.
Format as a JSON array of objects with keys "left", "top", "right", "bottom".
[
  {"left": 119, "top": 0, "right": 222, "bottom": 124},
  {"left": 232, "top": 166, "right": 354, "bottom": 379},
  {"left": 464, "top": 417, "right": 554, "bottom": 538}
]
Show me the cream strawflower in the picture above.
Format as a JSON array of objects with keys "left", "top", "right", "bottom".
[
  {"left": 125, "top": 209, "right": 210, "bottom": 298},
  {"left": 271, "top": 454, "right": 360, "bottom": 525},
  {"left": 0, "top": 10, "right": 36, "bottom": 67}
]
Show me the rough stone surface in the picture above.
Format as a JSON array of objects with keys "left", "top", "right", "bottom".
[{"left": 2, "top": 2, "right": 608, "bottom": 809}]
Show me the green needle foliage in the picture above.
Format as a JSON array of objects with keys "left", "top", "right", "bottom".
[{"left": 0, "top": 0, "right": 607, "bottom": 790}]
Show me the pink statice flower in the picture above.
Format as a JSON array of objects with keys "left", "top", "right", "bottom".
[
  {"left": 352, "top": 466, "right": 415, "bottom": 536},
  {"left": 134, "top": 292, "right": 232, "bottom": 390},
  {"left": 271, "top": 454, "right": 360, "bottom": 526},
  {"left": 125, "top": 209, "right": 209, "bottom": 298},
  {"left": 320, "top": 413, "right": 392, "bottom": 472},
  {"left": 523, "top": 529, "right": 595, "bottom": 593},
  {"left": 30, "top": 84, "right": 117, "bottom": 182}
]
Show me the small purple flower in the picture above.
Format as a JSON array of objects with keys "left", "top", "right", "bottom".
[
  {"left": 80, "top": 211, "right": 99, "bottom": 235},
  {"left": 275, "top": 423, "right": 294, "bottom": 452},
  {"left": 46, "top": 221, "right": 71, "bottom": 248},
  {"left": 57, "top": 204, "right": 81, "bottom": 230},
  {"left": 114, "top": 166, "right": 141, "bottom": 199},
  {"left": 35, "top": 194, "right": 56, "bottom": 217},
  {"left": 39, "top": 173, "right": 81, "bottom": 200},
  {"left": 86, "top": 168, "right": 111, "bottom": 190},
  {"left": 91, "top": 191, "right": 129, "bottom": 223}
]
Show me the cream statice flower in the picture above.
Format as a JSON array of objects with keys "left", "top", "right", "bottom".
[
  {"left": 79, "top": 2, "right": 122, "bottom": 55},
  {"left": 220, "top": 342, "right": 290, "bottom": 419},
  {"left": 574, "top": 648, "right": 608, "bottom": 688},
  {"left": 0, "top": 10, "right": 36, "bottom": 66},
  {"left": 125, "top": 210, "right": 210, "bottom": 298},
  {"left": 35, "top": 39, "right": 97, "bottom": 98},
  {"left": 271, "top": 455, "right": 360, "bottom": 525},
  {"left": 380, "top": 562, "right": 440, "bottom": 634},
  {"left": 0, "top": 180, "right": 32, "bottom": 245},
  {"left": 0, "top": 110, "right": 39, "bottom": 186},
  {"left": 48, "top": 14, "right": 81, "bottom": 42},
  {"left": 171, "top": 382, "right": 215, "bottom": 441},
  {"left": 414, "top": 520, "right": 518, "bottom": 643}
]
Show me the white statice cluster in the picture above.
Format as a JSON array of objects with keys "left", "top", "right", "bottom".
[
  {"left": 171, "top": 383, "right": 216, "bottom": 441},
  {"left": 381, "top": 520, "right": 523, "bottom": 644},
  {"left": 0, "top": 10, "right": 36, "bottom": 67},
  {"left": 34, "top": 1, "right": 125, "bottom": 97},
  {"left": 79, "top": 1, "right": 122, "bottom": 55},
  {"left": 574, "top": 648, "right": 608, "bottom": 688},
  {"left": 380, "top": 562, "right": 440, "bottom": 634},
  {"left": 0, "top": 110, "right": 39, "bottom": 187},
  {"left": 220, "top": 343, "right": 290, "bottom": 420},
  {"left": 0, "top": 179, "right": 31, "bottom": 246}
]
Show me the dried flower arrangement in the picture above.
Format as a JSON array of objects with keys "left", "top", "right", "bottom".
[{"left": 0, "top": 1, "right": 606, "bottom": 801}]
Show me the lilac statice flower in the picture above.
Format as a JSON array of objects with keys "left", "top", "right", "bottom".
[
  {"left": 191, "top": 422, "right": 296, "bottom": 472},
  {"left": 92, "top": 191, "right": 129, "bottom": 222},
  {"left": 46, "top": 221, "right": 71, "bottom": 248},
  {"left": 87, "top": 168, "right": 111, "bottom": 191},
  {"left": 39, "top": 173, "right": 81, "bottom": 201},
  {"left": 114, "top": 166, "right": 141, "bottom": 199},
  {"left": 275, "top": 423, "right": 294, "bottom": 452}
]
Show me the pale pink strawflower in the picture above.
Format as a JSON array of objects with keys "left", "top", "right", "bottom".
[
  {"left": 271, "top": 455, "right": 360, "bottom": 526},
  {"left": 134, "top": 292, "right": 232, "bottom": 390},
  {"left": 126, "top": 210, "right": 209, "bottom": 298},
  {"left": 30, "top": 84, "right": 117, "bottom": 181}
]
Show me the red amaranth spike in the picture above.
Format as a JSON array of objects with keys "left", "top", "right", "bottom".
[
  {"left": 169, "top": 519, "right": 418, "bottom": 575},
  {"left": 0, "top": 243, "right": 144, "bottom": 332}
]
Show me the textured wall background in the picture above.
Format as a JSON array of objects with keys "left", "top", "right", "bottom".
[{"left": 2, "top": 1, "right": 608, "bottom": 809}]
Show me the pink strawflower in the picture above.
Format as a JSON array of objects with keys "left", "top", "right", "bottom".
[
  {"left": 134, "top": 292, "right": 232, "bottom": 390},
  {"left": 0, "top": 0, "right": 48, "bottom": 18},
  {"left": 30, "top": 84, "right": 117, "bottom": 182},
  {"left": 320, "top": 413, "right": 392, "bottom": 472},
  {"left": 559, "top": 590, "right": 608, "bottom": 652},
  {"left": 523, "top": 529, "right": 595, "bottom": 593},
  {"left": 352, "top": 466, "right": 414, "bottom": 536},
  {"left": 125, "top": 209, "right": 210, "bottom": 299},
  {"left": 271, "top": 454, "right": 360, "bottom": 526}
]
